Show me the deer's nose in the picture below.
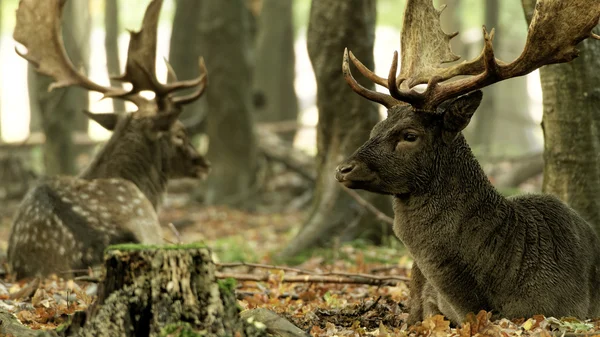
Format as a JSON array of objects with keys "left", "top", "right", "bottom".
[
  {"left": 335, "top": 163, "right": 356, "bottom": 181},
  {"left": 337, "top": 164, "right": 355, "bottom": 174}
]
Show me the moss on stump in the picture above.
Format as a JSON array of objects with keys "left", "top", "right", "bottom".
[{"left": 73, "top": 245, "right": 268, "bottom": 337}]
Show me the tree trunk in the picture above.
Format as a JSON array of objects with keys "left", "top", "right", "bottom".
[
  {"left": 69, "top": 244, "right": 268, "bottom": 336},
  {"left": 104, "top": 0, "right": 126, "bottom": 113},
  {"left": 200, "top": 0, "right": 258, "bottom": 206},
  {"left": 470, "top": 0, "right": 498, "bottom": 152},
  {"left": 279, "top": 0, "right": 393, "bottom": 258},
  {"left": 490, "top": 0, "right": 534, "bottom": 157},
  {"left": 27, "top": 0, "right": 91, "bottom": 175},
  {"left": 252, "top": 0, "right": 299, "bottom": 143},
  {"left": 169, "top": 0, "right": 207, "bottom": 135},
  {"left": 523, "top": 1, "right": 600, "bottom": 233},
  {"left": 0, "top": 0, "right": 2, "bottom": 142}
]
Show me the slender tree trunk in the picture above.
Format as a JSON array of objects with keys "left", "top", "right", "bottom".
[
  {"left": 252, "top": 0, "right": 299, "bottom": 143},
  {"left": 104, "top": 0, "right": 126, "bottom": 113},
  {"left": 200, "top": 0, "right": 258, "bottom": 206},
  {"left": 279, "top": 0, "right": 393, "bottom": 258},
  {"left": 0, "top": 0, "right": 2, "bottom": 142},
  {"left": 470, "top": 0, "right": 498, "bottom": 152},
  {"left": 27, "top": 0, "right": 90, "bottom": 175},
  {"left": 523, "top": 1, "right": 600, "bottom": 233},
  {"left": 488, "top": 0, "right": 534, "bottom": 157},
  {"left": 169, "top": 0, "right": 206, "bottom": 135}
]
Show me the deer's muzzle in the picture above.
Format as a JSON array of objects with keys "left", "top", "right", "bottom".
[{"left": 335, "top": 161, "right": 376, "bottom": 189}]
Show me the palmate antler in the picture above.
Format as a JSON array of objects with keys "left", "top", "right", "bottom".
[
  {"left": 344, "top": 0, "right": 600, "bottom": 111},
  {"left": 13, "top": 0, "right": 207, "bottom": 115}
]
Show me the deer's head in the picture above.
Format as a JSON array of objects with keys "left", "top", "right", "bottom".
[
  {"left": 336, "top": 0, "right": 600, "bottom": 196},
  {"left": 336, "top": 90, "right": 482, "bottom": 195},
  {"left": 14, "top": 0, "right": 211, "bottom": 180}
]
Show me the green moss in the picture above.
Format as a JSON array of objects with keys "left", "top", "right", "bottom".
[
  {"left": 211, "top": 237, "right": 260, "bottom": 263},
  {"left": 218, "top": 278, "right": 237, "bottom": 295},
  {"left": 55, "top": 322, "right": 69, "bottom": 333},
  {"left": 159, "top": 322, "right": 206, "bottom": 337},
  {"left": 106, "top": 242, "right": 207, "bottom": 253}
]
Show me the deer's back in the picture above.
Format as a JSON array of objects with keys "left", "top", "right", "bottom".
[
  {"left": 7, "top": 177, "right": 162, "bottom": 279},
  {"left": 498, "top": 194, "right": 600, "bottom": 315},
  {"left": 469, "top": 194, "right": 600, "bottom": 319}
]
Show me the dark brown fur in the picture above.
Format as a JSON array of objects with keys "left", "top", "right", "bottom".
[{"left": 336, "top": 91, "right": 600, "bottom": 324}]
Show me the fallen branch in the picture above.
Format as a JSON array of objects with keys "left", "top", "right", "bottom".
[
  {"left": 342, "top": 187, "right": 394, "bottom": 225},
  {"left": 236, "top": 291, "right": 300, "bottom": 301},
  {"left": 257, "top": 128, "right": 316, "bottom": 182},
  {"left": 217, "top": 261, "right": 408, "bottom": 281},
  {"left": 216, "top": 272, "right": 408, "bottom": 286},
  {"left": 217, "top": 262, "right": 316, "bottom": 274}
]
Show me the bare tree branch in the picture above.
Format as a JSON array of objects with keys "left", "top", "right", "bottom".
[{"left": 216, "top": 272, "right": 408, "bottom": 286}]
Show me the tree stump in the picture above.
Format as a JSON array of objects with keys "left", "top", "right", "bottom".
[{"left": 72, "top": 244, "right": 268, "bottom": 337}]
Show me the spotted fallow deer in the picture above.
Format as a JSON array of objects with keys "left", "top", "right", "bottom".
[
  {"left": 7, "top": 0, "right": 210, "bottom": 279},
  {"left": 336, "top": 0, "right": 600, "bottom": 325}
]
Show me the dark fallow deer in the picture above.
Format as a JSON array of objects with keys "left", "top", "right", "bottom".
[
  {"left": 336, "top": 0, "right": 600, "bottom": 325},
  {"left": 7, "top": 0, "right": 210, "bottom": 280}
]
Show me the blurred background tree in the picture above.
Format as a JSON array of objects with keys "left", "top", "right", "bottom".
[
  {"left": 279, "top": 0, "right": 393, "bottom": 258},
  {"left": 104, "top": 0, "right": 125, "bottom": 114},
  {"left": 252, "top": 0, "right": 299, "bottom": 143},
  {"left": 26, "top": 0, "right": 91, "bottom": 175},
  {"left": 168, "top": 0, "right": 206, "bottom": 135},
  {"left": 199, "top": 0, "right": 258, "bottom": 206},
  {"left": 0, "top": 0, "right": 597, "bottom": 254},
  {"left": 523, "top": 0, "right": 600, "bottom": 235}
]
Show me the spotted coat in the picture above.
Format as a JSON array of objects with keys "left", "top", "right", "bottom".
[{"left": 7, "top": 177, "right": 161, "bottom": 279}]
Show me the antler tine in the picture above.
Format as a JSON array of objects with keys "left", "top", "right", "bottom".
[
  {"left": 348, "top": 51, "right": 388, "bottom": 88},
  {"left": 111, "top": 0, "right": 162, "bottom": 95},
  {"left": 387, "top": 51, "right": 426, "bottom": 106},
  {"left": 13, "top": 0, "right": 145, "bottom": 107},
  {"left": 164, "top": 57, "right": 179, "bottom": 83},
  {"left": 421, "top": 0, "right": 600, "bottom": 110},
  {"left": 111, "top": 0, "right": 207, "bottom": 105},
  {"left": 347, "top": 0, "right": 600, "bottom": 111},
  {"left": 342, "top": 48, "right": 402, "bottom": 109},
  {"left": 172, "top": 57, "right": 209, "bottom": 106}
]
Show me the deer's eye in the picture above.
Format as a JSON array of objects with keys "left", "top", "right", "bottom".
[{"left": 403, "top": 133, "right": 418, "bottom": 142}]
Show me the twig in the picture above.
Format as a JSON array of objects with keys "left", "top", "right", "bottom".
[
  {"left": 217, "top": 262, "right": 319, "bottom": 275},
  {"left": 369, "top": 265, "right": 404, "bottom": 273},
  {"left": 216, "top": 262, "right": 409, "bottom": 282},
  {"left": 342, "top": 187, "right": 394, "bottom": 225},
  {"left": 9, "top": 277, "right": 40, "bottom": 300},
  {"left": 356, "top": 296, "right": 382, "bottom": 316},
  {"left": 236, "top": 291, "right": 300, "bottom": 300},
  {"left": 73, "top": 276, "right": 101, "bottom": 283},
  {"left": 216, "top": 272, "right": 407, "bottom": 286},
  {"left": 167, "top": 222, "right": 182, "bottom": 244}
]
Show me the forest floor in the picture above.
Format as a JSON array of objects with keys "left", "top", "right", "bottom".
[{"left": 0, "top": 199, "right": 599, "bottom": 337}]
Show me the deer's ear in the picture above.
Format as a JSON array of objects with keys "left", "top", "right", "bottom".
[
  {"left": 151, "top": 111, "right": 181, "bottom": 132},
  {"left": 442, "top": 90, "right": 483, "bottom": 143},
  {"left": 83, "top": 111, "right": 119, "bottom": 131}
]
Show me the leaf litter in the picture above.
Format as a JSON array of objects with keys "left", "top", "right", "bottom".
[{"left": 0, "top": 203, "right": 599, "bottom": 336}]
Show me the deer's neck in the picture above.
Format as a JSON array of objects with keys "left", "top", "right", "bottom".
[
  {"left": 393, "top": 134, "right": 506, "bottom": 251},
  {"left": 78, "top": 117, "right": 169, "bottom": 209}
]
